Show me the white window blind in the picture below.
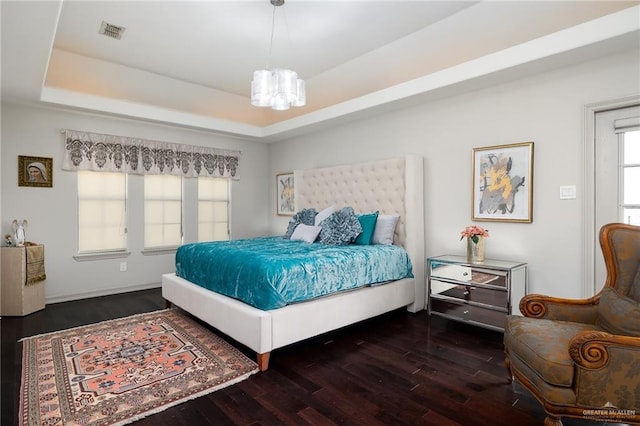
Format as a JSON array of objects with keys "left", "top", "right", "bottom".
[
  {"left": 622, "top": 129, "right": 640, "bottom": 225},
  {"left": 198, "top": 177, "right": 230, "bottom": 242},
  {"left": 77, "top": 171, "right": 127, "bottom": 253},
  {"left": 144, "top": 175, "right": 183, "bottom": 249},
  {"left": 614, "top": 116, "right": 640, "bottom": 133}
]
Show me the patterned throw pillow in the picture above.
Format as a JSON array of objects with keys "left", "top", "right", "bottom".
[
  {"left": 284, "top": 208, "right": 317, "bottom": 239},
  {"left": 318, "top": 207, "right": 363, "bottom": 245}
]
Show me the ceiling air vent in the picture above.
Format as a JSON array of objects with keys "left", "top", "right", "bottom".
[{"left": 99, "top": 21, "right": 125, "bottom": 40}]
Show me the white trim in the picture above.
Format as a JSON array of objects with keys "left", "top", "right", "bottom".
[
  {"left": 583, "top": 95, "right": 640, "bottom": 297},
  {"left": 73, "top": 250, "right": 131, "bottom": 262},
  {"left": 45, "top": 282, "right": 160, "bottom": 304},
  {"left": 141, "top": 247, "right": 177, "bottom": 256}
]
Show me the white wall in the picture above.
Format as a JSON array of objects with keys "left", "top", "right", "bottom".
[
  {"left": 269, "top": 49, "right": 640, "bottom": 299},
  {"left": 0, "top": 104, "right": 269, "bottom": 302},
  {"left": 2, "top": 48, "right": 638, "bottom": 305}
]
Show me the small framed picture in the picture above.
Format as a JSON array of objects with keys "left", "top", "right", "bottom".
[
  {"left": 472, "top": 142, "right": 534, "bottom": 223},
  {"left": 18, "top": 156, "right": 53, "bottom": 188},
  {"left": 276, "top": 172, "right": 295, "bottom": 216}
]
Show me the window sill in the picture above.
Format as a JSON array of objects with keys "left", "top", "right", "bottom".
[
  {"left": 141, "top": 247, "right": 178, "bottom": 256},
  {"left": 73, "top": 251, "right": 131, "bottom": 262}
]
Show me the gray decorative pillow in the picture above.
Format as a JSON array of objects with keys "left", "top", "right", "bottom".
[
  {"left": 372, "top": 214, "right": 400, "bottom": 245},
  {"left": 284, "top": 208, "right": 317, "bottom": 239},
  {"left": 318, "top": 207, "right": 362, "bottom": 245}
]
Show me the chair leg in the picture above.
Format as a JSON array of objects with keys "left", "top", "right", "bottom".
[{"left": 544, "top": 415, "right": 563, "bottom": 426}]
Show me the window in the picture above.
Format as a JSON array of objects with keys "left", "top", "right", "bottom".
[
  {"left": 77, "top": 171, "right": 127, "bottom": 253},
  {"left": 144, "top": 175, "right": 183, "bottom": 249},
  {"left": 593, "top": 105, "right": 639, "bottom": 293},
  {"left": 622, "top": 129, "right": 640, "bottom": 225},
  {"left": 198, "top": 177, "right": 230, "bottom": 241}
]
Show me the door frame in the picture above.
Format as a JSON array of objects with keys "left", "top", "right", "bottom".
[{"left": 583, "top": 94, "right": 640, "bottom": 297}]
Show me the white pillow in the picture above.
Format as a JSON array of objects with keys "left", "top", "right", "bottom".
[
  {"left": 290, "top": 224, "right": 322, "bottom": 243},
  {"left": 314, "top": 205, "right": 336, "bottom": 226},
  {"left": 372, "top": 214, "right": 400, "bottom": 245}
]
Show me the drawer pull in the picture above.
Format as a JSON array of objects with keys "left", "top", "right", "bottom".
[
  {"left": 463, "top": 290, "right": 470, "bottom": 296},
  {"left": 463, "top": 310, "right": 470, "bottom": 315},
  {"left": 463, "top": 272, "right": 469, "bottom": 276}
]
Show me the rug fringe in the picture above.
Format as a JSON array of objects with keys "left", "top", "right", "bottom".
[
  {"left": 18, "top": 308, "right": 173, "bottom": 342},
  {"left": 108, "top": 368, "right": 259, "bottom": 426}
]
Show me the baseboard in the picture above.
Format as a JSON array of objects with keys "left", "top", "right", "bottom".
[{"left": 45, "top": 282, "right": 161, "bottom": 304}]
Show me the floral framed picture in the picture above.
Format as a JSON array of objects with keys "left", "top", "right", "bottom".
[
  {"left": 276, "top": 172, "right": 295, "bottom": 216},
  {"left": 472, "top": 142, "right": 534, "bottom": 223},
  {"left": 18, "top": 156, "right": 53, "bottom": 188}
]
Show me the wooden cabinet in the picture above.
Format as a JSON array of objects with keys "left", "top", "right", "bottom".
[
  {"left": 427, "top": 255, "right": 527, "bottom": 332},
  {"left": 1, "top": 246, "right": 46, "bottom": 316}
]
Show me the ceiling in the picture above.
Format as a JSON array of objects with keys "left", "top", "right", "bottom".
[{"left": 2, "top": 1, "right": 639, "bottom": 142}]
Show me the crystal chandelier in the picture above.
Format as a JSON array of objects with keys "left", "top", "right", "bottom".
[{"left": 251, "top": 0, "right": 305, "bottom": 110}]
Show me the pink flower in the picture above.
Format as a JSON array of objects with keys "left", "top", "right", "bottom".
[{"left": 460, "top": 225, "right": 489, "bottom": 244}]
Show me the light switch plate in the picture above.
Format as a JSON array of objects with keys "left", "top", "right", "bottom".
[{"left": 559, "top": 185, "right": 577, "bottom": 200}]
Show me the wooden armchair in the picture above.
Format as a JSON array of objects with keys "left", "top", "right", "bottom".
[{"left": 504, "top": 223, "right": 640, "bottom": 426}]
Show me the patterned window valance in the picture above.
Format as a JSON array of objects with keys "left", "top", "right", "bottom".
[{"left": 62, "top": 130, "right": 240, "bottom": 178}]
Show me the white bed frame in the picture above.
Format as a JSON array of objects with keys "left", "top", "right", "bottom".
[{"left": 162, "top": 155, "right": 425, "bottom": 370}]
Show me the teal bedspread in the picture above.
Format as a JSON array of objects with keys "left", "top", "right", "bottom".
[{"left": 175, "top": 236, "right": 414, "bottom": 310}]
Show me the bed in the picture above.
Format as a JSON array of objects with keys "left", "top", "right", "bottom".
[{"left": 162, "top": 155, "right": 425, "bottom": 370}]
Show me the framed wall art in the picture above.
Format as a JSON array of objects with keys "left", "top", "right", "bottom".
[
  {"left": 472, "top": 142, "right": 534, "bottom": 223},
  {"left": 18, "top": 156, "right": 53, "bottom": 188},
  {"left": 276, "top": 172, "right": 295, "bottom": 216}
]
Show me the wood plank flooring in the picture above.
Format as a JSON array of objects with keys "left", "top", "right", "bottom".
[{"left": 1, "top": 288, "right": 610, "bottom": 425}]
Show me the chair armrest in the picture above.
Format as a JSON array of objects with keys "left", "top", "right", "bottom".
[
  {"left": 569, "top": 331, "right": 640, "bottom": 417},
  {"left": 569, "top": 330, "right": 640, "bottom": 369},
  {"left": 519, "top": 293, "right": 599, "bottom": 323}
]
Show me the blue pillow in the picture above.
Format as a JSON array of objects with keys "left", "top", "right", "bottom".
[
  {"left": 354, "top": 211, "right": 379, "bottom": 245},
  {"left": 284, "top": 208, "right": 317, "bottom": 239},
  {"left": 318, "top": 207, "right": 362, "bottom": 245}
]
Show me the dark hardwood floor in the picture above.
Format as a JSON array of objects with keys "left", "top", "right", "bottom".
[{"left": 1, "top": 288, "right": 612, "bottom": 425}]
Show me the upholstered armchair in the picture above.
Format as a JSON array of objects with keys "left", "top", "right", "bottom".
[{"left": 504, "top": 223, "right": 640, "bottom": 426}]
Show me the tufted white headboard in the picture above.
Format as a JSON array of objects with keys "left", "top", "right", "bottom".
[{"left": 294, "top": 155, "right": 425, "bottom": 311}]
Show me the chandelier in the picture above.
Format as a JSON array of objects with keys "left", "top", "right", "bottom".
[{"left": 251, "top": 0, "right": 305, "bottom": 110}]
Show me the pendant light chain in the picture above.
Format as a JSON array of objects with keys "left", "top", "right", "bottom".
[{"left": 266, "top": 3, "right": 277, "bottom": 70}]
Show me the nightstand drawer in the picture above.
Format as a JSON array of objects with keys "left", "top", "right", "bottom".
[
  {"left": 430, "top": 298, "right": 507, "bottom": 330},
  {"left": 430, "top": 280, "right": 507, "bottom": 307},
  {"left": 430, "top": 263, "right": 472, "bottom": 281}
]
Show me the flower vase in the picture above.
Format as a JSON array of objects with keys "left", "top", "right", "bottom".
[{"left": 467, "top": 236, "right": 485, "bottom": 263}]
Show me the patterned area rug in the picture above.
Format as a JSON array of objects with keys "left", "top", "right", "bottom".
[{"left": 19, "top": 309, "right": 258, "bottom": 425}]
